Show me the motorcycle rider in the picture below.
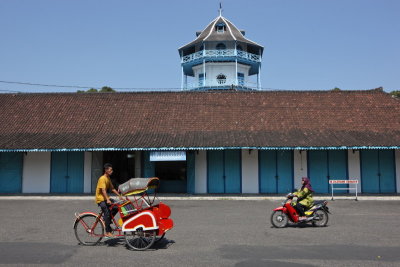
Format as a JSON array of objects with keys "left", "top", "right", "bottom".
[{"left": 293, "top": 177, "right": 314, "bottom": 221}]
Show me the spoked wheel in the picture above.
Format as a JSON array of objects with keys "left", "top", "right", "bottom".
[
  {"left": 154, "top": 233, "right": 165, "bottom": 244},
  {"left": 124, "top": 229, "right": 157, "bottom": 250},
  {"left": 74, "top": 214, "right": 104, "bottom": 245},
  {"left": 312, "top": 210, "right": 329, "bottom": 227},
  {"left": 271, "top": 211, "right": 288, "bottom": 228}
]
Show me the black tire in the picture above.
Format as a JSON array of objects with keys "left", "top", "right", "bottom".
[
  {"left": 154, "top": 233, "right": 166, "bottom": 244},
  {"left": 74, "top": 214, "right": 104, "bottom": 245},
  {"left": 312, "top": 209, "right": 329, "bottom": 227},
  {"left": 271, "top": 211, "right": 288, "bottom": 228},
  {"left": 124, "top": 229, "right": 157, "bottom": 251}
]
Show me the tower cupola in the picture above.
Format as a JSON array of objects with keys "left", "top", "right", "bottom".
[{"left": 178, "top": 12, "right": 263, "bottom": 90}]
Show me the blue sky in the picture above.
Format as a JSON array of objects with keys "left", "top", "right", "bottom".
[{"left": 0, "top": 0, "right": 399, "bottom": 93}]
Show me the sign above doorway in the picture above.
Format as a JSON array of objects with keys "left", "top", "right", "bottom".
[{"left": 150, "top": 151, "right": 186, "bottom": 161}]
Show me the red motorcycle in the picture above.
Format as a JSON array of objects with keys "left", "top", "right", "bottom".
[{"left": 271, "top": 193, "right": 330, "bottom": 228}]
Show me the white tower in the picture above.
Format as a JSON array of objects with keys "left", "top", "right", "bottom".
[{"left": 178, "top": 11, "right": 263, "bottom": 90}]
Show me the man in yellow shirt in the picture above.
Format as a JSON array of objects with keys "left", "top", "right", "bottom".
[{"left": 95, "top": 163, "right": 123, "bottom": 238}]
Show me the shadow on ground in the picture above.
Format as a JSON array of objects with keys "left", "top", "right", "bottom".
[{"left": 0, "top": 242, "right": 77, "bottom": 264}]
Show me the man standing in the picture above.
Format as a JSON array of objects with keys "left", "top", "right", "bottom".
[{"left": 95, "top": 163, "right": 123, "bottom": 238}]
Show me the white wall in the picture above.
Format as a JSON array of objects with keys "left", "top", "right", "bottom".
[
  {"left": 193, "top": 62, "right": 251, "bottom": 86},
  {"left": 293, "top": 150, "right": 308, "bottom": 190},
  {"left": 241, "top": 149, "right": 259, "bottom": 193},
  {"left": 84, "top": 152, "right": 92, "bottom": 193},
  {"left": 22, "top": 152, "right": 51, "bottom": 193},
  {"left": 396, "top": 150, "right": 400, "bottom": 193},
  {"left": 195, "top": 150, "right": 207, "bottom": 193},
  {"left": 348, "top": 150, "right": 362, "bottom": 193}
]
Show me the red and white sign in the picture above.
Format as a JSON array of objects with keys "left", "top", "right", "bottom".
[{"left": 329, "top": 180, "right": 359, "bottom": 184}]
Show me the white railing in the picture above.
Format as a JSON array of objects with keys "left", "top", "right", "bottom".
[
  {"left": 181, "top": 49, "right": 261, "bottom": 64},
  {"left": 183, "top": 80, "right": 260, "bottom": 90}
]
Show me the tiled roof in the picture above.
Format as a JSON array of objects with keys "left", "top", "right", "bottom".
[
  {"left": 0, "top": 89, "right": 399, "bottom": 151},
  {"left": 179, "top": 15, "right": 263, "bottom": 53}
]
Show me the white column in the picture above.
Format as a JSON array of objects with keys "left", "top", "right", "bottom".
[
  {"left": 84, "top": 152, "right": 92, "bottom": 193},
  {"left": 235, "top": 59, "right": 238, "bottom": 86},
  {"left": 241, "top": 149, "right": 259, "bottom": 193},
  {"left": 195, "top": 150, "right": 207, "bottom": 193},
  {"left": 22, "top": 152, "right": 51, "bottom": 193},
  {"left": 396, "top": 150, "right": 400, "bottom": 193},
  {"left": 203, "top": 60, "right": 206, "bottom": 86},
  {"left": 348, "top": 150, "right": 362, "bottom": 193},
  {"left": 293, "top": 150, "right": 307, "bottom": 190}
]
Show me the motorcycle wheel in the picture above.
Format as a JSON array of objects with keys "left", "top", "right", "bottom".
[
  {"left": 271, "top": 211, "right": 288, "bottom": 228},
  {"left": 312, "top": 210, "right": 328, "bottom": 227}
]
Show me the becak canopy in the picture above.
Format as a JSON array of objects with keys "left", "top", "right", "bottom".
[{"left": 118, "top": 177, "right": 160, "bottom": 196}]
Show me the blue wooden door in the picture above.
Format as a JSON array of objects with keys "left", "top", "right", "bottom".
[
  {"left": 51, "top": 152, "right": 84, "bottom": 193},
  {"left": 259, "top": 151, "right": 293, "bottom": 193},
  {"left": 224, "top": 150, "right": 241, "bottom": 193},
  {"left": 277, "top": 151, "right": 294, "bottom": 193},
  {"left": 0, "top": 152, "right": 23, "bottom": 193},
  {"left": 361, "top": 150, "right": 395, "bottom": 193},
  {"left": 308, "top": 151, "right": 329, "bottom": 193},
  {"left": 379, "top": 150, "right": 396, "bottom": 193},
  {"left": 328, "top": 150, "right": 348, "bottom": 191},
  {"left": 207, "top": 150, "right": 241, "bottom": 193},
  {"left": 308, "top": 150, "right": 347, "bottom": 194},
  {"left": 207, "top": 151, "right": 225, "bottom": 193}
]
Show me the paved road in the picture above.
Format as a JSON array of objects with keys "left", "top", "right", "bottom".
[{"left": 0, "top": 198, "right": 399, "bottom": 266}]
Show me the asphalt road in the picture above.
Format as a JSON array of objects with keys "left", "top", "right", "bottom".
[{"left": 0, "top": 198, "right": 399, "bottom": 266}]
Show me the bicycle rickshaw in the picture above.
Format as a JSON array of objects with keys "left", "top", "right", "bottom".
[{"left": 73, "top": 177, "right": 174, "bottom": 250}]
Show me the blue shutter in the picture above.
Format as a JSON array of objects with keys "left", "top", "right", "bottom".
[
  {"left": 361, "top": 150, "right": 396, "bottom": 193},
  {"left": 207, "top": 151, "right": 224, "bottom": 193},
  {"left": 308, "top": 151, "right": 329, "bottom": 193},
  {"left": 51, "top": 152, "right": 83, "bottom": 193},
  {"left": 0, "top": 152, "right": 23, "bottom": 193},
  {"left": 224, "top": 150, "right": 241, "bottom": 193},
  {"left": 259, "top": 150, "right": 293, "bottom": 193}
]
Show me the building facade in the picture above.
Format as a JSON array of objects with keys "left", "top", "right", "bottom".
[{"left": 0, "top": 13, "right": 399, "bottom": 195}]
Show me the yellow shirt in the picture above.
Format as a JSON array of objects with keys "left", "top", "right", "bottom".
[{"left": 95, "top": 175, "right": 113, "bottom": 204}]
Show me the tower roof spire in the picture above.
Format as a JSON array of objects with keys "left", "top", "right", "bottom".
[{"left": 219, "top": 2, "right": 222, "bottom": 16}]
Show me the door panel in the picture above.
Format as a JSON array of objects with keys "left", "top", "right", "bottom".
[
  {"left": 308, "top": 151, "right": 329, "bottom": 193},
  {"left": 379, "top": 150, "right": 395, "bottom": 193},
  {"left": 67, "top": 152, "right": 84, "bottom": 193},
  {"left": 259, "top": 151, "right": 293, "bottom": 194},
  {"left": 51, "top": 152, "right": 69, "bottom": 193},
  {"left": 0, "top": 152, "right": 23, "bottom": 193},
  {"left": 277, "top": 151, "right": 293, "bottom": 193},
  {"left": 207, "top": 151, "right": 224, "bottom": 193},
  {"left": 224, "top": 150, "right": 241, "bottom": 193},
  {"left": 259, "top": 151, "right": 277, "bottom": 193},
  {"left": 362, "top": 150, "right": 396, "bottom": 193},
  {"left": 328, "top": 150, "right": 348, "bottom": 191},
  {"left": 51, "top": 152, "right": 84, "bottom": 193}
]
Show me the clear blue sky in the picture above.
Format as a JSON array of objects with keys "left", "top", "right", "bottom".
[{"left": 0, "top": 0, "right": 399, "bottom": 93}]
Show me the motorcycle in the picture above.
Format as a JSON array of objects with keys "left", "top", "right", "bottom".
[{"left": 271, "top": 193, "right": 330, "bottom": 228}]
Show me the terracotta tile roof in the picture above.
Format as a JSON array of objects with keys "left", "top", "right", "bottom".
[{"left": 0, "top": 89, "right": 399, "bottom": 151}]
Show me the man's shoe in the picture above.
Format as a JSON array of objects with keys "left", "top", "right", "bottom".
[{"left": 104, "top": 233, "right": 115, "bottom": 239}]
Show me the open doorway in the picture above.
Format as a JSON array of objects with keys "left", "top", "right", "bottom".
[
  {"left": 103, "top": 151, "right": 135, "bottom": 188},
  {"left": 155, "top": 161, "right": 187, "bottom": 193}
]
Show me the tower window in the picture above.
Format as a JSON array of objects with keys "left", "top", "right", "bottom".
[
  {"left": 236, "top": 45, "right": 243, "bottom": 51},
  {"left": 199, "top": 73, "right": 206, "bottom": 86},
  {"left": 216, "top": 23, "right": 226, "bottom": 33},
  {"left": 216, "top": 74, "right": 227, "bottom": 84},
  {"left": 237, "top": 73, "right": 244, "bottom": 86},
  {"left": 216, "top": 43, "right": 226, "bottom": 50}
]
